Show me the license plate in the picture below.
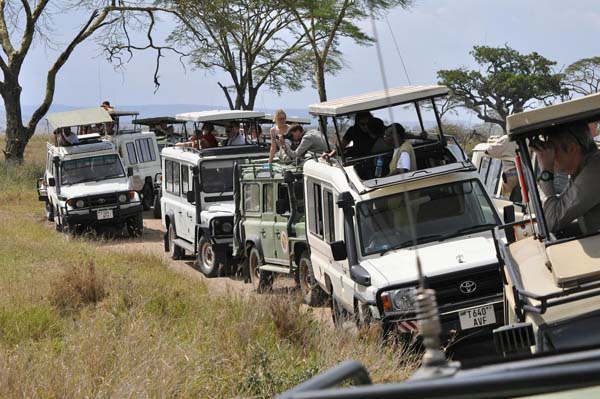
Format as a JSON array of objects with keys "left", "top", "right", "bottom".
[
  {"left": 96, "top": 209, "right": 113, "bottom": 220},
  {"left": 459, "top": 305, "right": 496, "bottom": 330}
]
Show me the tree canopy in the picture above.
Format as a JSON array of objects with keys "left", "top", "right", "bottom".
[
  {"left": 564, "top": 56, "right": 600, "bottom": 96},
  {"left": 437, "top": 45, "right": 566, "bottom": 131}
]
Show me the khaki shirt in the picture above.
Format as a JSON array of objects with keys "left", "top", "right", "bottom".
[{"left": 539, "top": 151, "right": 600, "bottom": 234}]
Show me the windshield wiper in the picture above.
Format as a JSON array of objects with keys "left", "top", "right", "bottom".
[
  {"left": 439, "top": 223, "right": 498, "bottom": 241},
  {"left": 379, "top": 234, "right": 443, "bottom": 256}
]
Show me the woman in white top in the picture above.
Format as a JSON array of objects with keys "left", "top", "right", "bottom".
[{"left": 268, "top": 109, "right": 290, "bottom": 163}]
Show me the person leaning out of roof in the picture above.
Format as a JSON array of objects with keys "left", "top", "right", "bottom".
[
  {"left": 279, "top": 124, "right": 328, "bottom": 161},
  {"left": 53, "top": 127, "right": 79, "bottom": 147},
  {"left": 383, "top": 123, "right": 416, "bottom": 175},
  {"left": 530, "top": 121, "right": 600, "bottom": 234}
]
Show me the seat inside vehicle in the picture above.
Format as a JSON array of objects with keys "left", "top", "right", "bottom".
[{"left": 547, "top": 234, "right": 600, "bottom": 287}]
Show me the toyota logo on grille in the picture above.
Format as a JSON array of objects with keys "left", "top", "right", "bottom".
[{"left": 459, "top": 280, "right": 477, "bottom": 294}]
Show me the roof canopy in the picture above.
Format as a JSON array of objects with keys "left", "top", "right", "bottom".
[
  {"left": 47, "top": 107, "right": 113, "bottom": 129},
  {"left": 176, "top": 110, "right": 265, "bottom": 122},
  {"left": 507, "top": 92, "right": 600, "bottom": 139},
  {"left": 108, "top": 110, "right": 139, "bottom": 117},
  {"left": 308, "top": 85, "right": 449, "bottom": 116},
  {"left": 135, "top": 116, "right": 187, "bottom": 125},
  {"left": 261, "top": 114, "right": 311, "bottom": 125}
]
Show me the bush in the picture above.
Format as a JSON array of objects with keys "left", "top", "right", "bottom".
[{"left": 48, "top": 261, "right": 107, "bottom": 314}]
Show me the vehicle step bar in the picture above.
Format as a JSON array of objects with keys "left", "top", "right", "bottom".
[
  {"left": 260, "top": 264, "right": 293, "bottom": 274},
  {"left": 173, "top": 238, "right": 195, "bottom": 253}
]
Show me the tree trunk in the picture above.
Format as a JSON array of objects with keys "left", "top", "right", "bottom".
[
  {"left": 315, "top": 62, "right": 327, "bottom": 102},
  {"left": 2, "top": 80, "right": 32, "bottom": 163}
]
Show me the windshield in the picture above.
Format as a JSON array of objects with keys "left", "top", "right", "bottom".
[
  {"left": 61, "top": 154, "right": 125, "bottom": 185},
  {"left": 201, "top": 160, "right": 234, "bottom": 193},
  {"left": 357, "top": 179, "right": 499, "bottom": 256}
]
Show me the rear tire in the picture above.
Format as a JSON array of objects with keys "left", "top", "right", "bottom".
[
  {"left": 248, "top": 247, "right": 273, "bottom": 293},
  {"left": 331, "top": 292, "right": 350, "bottom": 328},
  {"left": 168, "top": 223, "right": 183, "bottom": 260},
  {"left": 127, "top": 213, "right": 144, "bottom": 238},
  {"left": 152, "top": 191, "right": 162, "bottom": 219},
  {"left": 197, "top": 236, "right": 218, "bottom": 277},
  {"left": 45, "top": 201, "right": 54, "bottom": 221},
  {"left": 141, "top": 183, "right": 153, "bottom": 211},
  {"left": 298, "top": 251, "right": 326, "bottom": 306}
]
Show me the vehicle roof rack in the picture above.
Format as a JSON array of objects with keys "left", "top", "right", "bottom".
[
  {"left": 47, "top": 107, "right": 113, "bottom": 129},
  {"left": 176, "top": 110, "right": 265, "bottom": 122}
]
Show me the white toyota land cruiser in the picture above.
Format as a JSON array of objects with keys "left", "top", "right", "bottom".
[
  {"left": 304, "top": 86, "right": 504, "bottom": 346},
  {"left": 37, "top": 107, "right": 143, "bottom": 236},
  {"left": 161, "top": 110, "right": 270, "bottom": 277}
]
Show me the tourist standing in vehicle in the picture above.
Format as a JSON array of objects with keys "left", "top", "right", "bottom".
[
  {"left": 54, "top": 127, "right": 79, "bottom": 146},
  {"left": 200, "top": 122, "right": 218, "bottom": 148},
  {"left": 268, "top": 109, "right": 290, "bottom": 162},
  {"left": 383, "top": 123, "right": 415, "bottom": 175},
  {"left": 531, "top": 121, "right": 600, "bottom": 234},
  {"left": 339, "top": 111, "right": 381, "bottom": 157},
  {"left": 279, "top": 124, "right": 328, "bottom": 161},
  {"left": 224, "top": 122, "right": 246, "bottom": 146}
]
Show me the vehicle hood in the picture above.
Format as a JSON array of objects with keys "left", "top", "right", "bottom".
[
  {"left": 362, "top": 233, "right": 498, "bottom": 287},
  {"left": 59, "top": 179, "right": 130, "bottom": 199},
  {"left": 201, "top": 201, "right": 235, "bottom": 218}
]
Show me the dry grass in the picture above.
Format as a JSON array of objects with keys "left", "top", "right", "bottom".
[{"left": 0, "top": 142, "right": 420, "bottom": 398}]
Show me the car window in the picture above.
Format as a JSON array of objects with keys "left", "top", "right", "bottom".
[
  {"left": 263, "top": 184, "right": 274, "bottom": 213},
  {"left": 181, "top": 164, "right": 189, "bottom": 194},
  {"left": 126, "top": 142, "right": 138, "bottom": 164},
  {"left": 307, "top": 180, "right": 323, "bottom": 238},
  {"left": 244, "top": 183, "right": 260, "bottom": 212},
  {"left": 323, "top": 190, "right": 336, "bottom": 243}
]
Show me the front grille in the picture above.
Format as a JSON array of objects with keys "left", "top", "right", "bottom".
[
  {"left": 89, "top": 193, "right": 119, "bottom": 207},
  {"left": 427, "top": 265, "right": 502, "bottom": 307}
]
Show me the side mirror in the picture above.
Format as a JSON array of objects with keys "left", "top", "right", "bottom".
[
  {"left": 330, "top": 240, "right": 347, "bottom": 261},
  {"left": 127, "top": 167, "right": 134, "bottom": 177},
  {"left": 186, "top": 191, "right": 195, "bottom": 204},
  {"left": 276, "top": 199, "right": 289, "bottom": 215},
  {"left": 48, "top": 177, "right": 56, "bottom": 187},
  {"left": 350, "top": 265, "right": 371, "bottom": 287}
]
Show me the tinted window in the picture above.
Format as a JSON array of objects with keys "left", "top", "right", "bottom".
[
  {"left": 243, "top": 183, "right": 260, "bottom": 212},
  {"left": 61, "top": 155, "right": 125, "bottom": 185},
  {"left": 200, "top": 160, "right": 234, "bottom": 193},
  {"left": 126, "top": 142, "right": 138, "bottom": 164},
  {"left": 308, "top": 181, "right": 323, "bottom": 237},
  {"left": 324, "top": 190, "right": 336, "bottom": 243},
  {"left": 263, "top": 184, "right": 274, "bottom": 213},
  {"left": 181, "top": 164, "right": 189, "bottom": 194},
  {"left": 173, "top": 161, "right": 180, "bottom": 195}
]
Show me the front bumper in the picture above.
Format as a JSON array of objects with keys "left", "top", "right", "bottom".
[
  {"left": 381, "top": 295, "right": 504, "bottom": 343},
  {"left": 63, "top": 202, "right": 142, "bottom": 226}
]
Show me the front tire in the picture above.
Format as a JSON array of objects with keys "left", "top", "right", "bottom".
[
  {"left": 152, "top": 191, "right": 161, "bottom": 219},
  {"left": 168, "top": 223, "right": 183, "bottom": 260},
  {"left": 248, "top": 247, "right": 273, "bottom": 293},
  {"left": 45, "top": 201, "right": 54, "bottom": 221},
  {"left": 331, "top": 292, "right": 350, "bottom": 328},
  {"left": 298, "top": 251, "right": 326, "bottom": 306},
  {"left": 197, "top": 236, "right": 218, "bottom": 277},
  {"left": 141, "top": 183, "right": 153, "bottom": 211},
  {"left": 127, "top": 213, "right": 144, "bottom": 238}
]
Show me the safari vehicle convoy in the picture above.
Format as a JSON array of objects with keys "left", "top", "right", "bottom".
[
  {"left": 233, "top": 159, "right": 327, "bottom": 305},
  {"left": 303, "top": 85, "right": 505, "bottom": 344},
  {"left": 37, "top": 107, "right": 143, "bottom": 236},
  {"left": 160, "top": 110, "right": 270, "bottom": 277},
  {"left": 493, "top": 92, "right": 600, "bottom": 355}
]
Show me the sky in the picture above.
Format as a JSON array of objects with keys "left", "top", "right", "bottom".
[{"left": 17, "top": 0, "right": 600, "bottom": 122}]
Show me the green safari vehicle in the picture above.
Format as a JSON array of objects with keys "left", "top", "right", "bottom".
[{"left": 234, "top": 160, "right": 326, "bottom": 305}]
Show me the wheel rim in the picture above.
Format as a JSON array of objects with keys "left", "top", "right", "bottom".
[{"left": 201, "top": 242, "right": 215, "bottom": 271}]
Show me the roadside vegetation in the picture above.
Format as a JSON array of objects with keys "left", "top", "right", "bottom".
[{"left": 0, "top": 134, "right": 419, "bottom": 398}]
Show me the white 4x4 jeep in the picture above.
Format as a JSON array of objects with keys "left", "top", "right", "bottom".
[
  {"left": 161, "top": 110, "right": 269, "bottom": 276},
  {"left": 38, "top": 108, "right": 143, "bottom": 236},
  {"left": 305, "top": 86, "right": 504, "bottom": 345}
]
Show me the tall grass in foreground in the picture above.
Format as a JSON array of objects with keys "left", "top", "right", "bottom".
[{"left": 0, "top": 154, "right": 420, "bottom": 397}]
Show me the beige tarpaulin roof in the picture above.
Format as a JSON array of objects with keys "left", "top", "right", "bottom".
[{"left": 47, "top": 107, "right": 113, "bottom": 129}]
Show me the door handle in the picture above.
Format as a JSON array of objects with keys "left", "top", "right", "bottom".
[
  {"left": 276, "top": 231, "right": 281, "bottom": 238},
  {"left": 260, "top": 229, "right": 266, "bottom": 237},
  {"left": 178, "top": 211, "right": 182, "bottom": 214}
]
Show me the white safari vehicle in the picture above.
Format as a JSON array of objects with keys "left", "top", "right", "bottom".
[
  {"left": 104, "top": 110, "right": 162, "bottom": 211},
  {"left": 161, "top": 110, "right": 269, "bottom": 276},
  {"left": 37, "top": 107, "right": 143, "bottom": 236},
  {"left": 494, "top": 93, "right": 600, "bottom": 355},
  {"left": 305, "top": 86, "right": 504, "bottom": 344}
]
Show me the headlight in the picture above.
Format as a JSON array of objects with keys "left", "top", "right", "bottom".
[
  {"left": 381, "top": 287, "right": 417, "bottom": 313},
  {"left": 75, "top": 199, "right": 85, "bottom": 208},
  {"left": 118, "top": 194, "right": 128, "bottom": 203},
  {"left": 221, "top": 222, "right": 233, "bottom": 233}
]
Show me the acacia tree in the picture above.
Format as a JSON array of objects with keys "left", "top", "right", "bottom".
[
  {"left": 438, "top": 45, "right": 566, "bottom": 132},
  {"left": 1, "top": 0, "right": 187, "bottom": 162},
  {"left": 166, "top": 0, "right": 312, "bottom": 110},
  {"left": 285, "top": 0, "right": 411, "bottom": 102},
  {"left": 564, "top": 56, "right": 600, "bottom": 96}
]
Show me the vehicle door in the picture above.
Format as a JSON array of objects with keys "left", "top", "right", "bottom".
[
  {"left": 260, "top": 182, "right": 277, "bottom": 263},
  {"left": 270, "top": 183, "right": 290, "bottom": 265},
  {"left": 163, "top": 158, "right": 186, "bottom": 241},
  {"left": 241, "top": 181, "right": 262, "bottom": 253},
  {"left": 179, "top": 163, "right": 195, "bottom": 243},
  {"left": 134, "top": 136, "right": 160, "bottom": 181}
]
